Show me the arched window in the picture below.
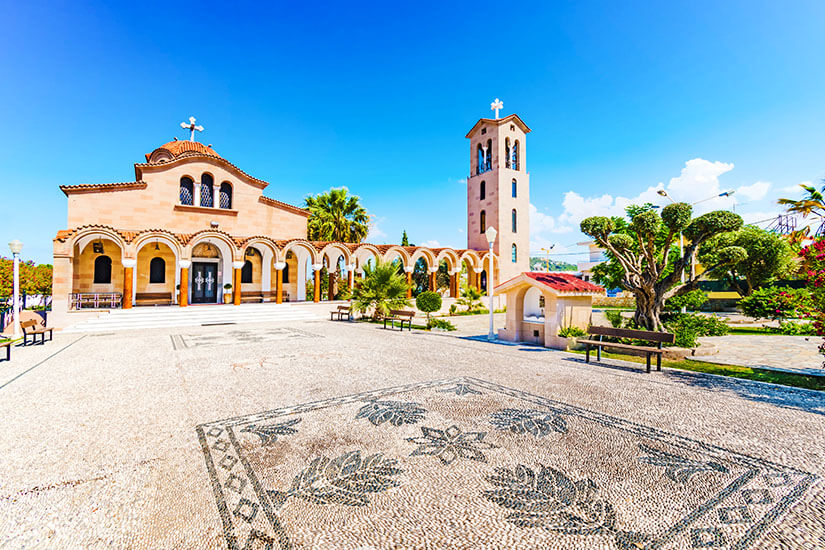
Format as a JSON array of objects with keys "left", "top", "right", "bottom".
[
  {"left": 512, "top": 179, "right": 517, "bottom": 198},
  {"left": 511, "top": 244, "right": 518, "bottom": 263},
  {"left": 512, "top": 141, "right": 520, "bottom": 171},
  {"left": 93, "top": 255, "right": 112, "bottom": 284},
  {"left": 282, "top": 263, "right": 290, "bottom": 283},
  {"left": 512, "top": 209, "right": 517, "bottom": 233},
  {"left": 179, "top": 177, "right": 194, "bottom": 205},
  {"left": 479, "top": 210, "right": 486, "bottom": 233},
  {"left": 480, "top": 181, "right": 486, "bottom": 200},
  {"left": 219, "top": 182, "right": 232, "bottom": 209},
  {"left": 149, "top": 257, "right": 165, "bottom": 283},
  {"left": 476, "top": 143, "right": 484, "bottom": 175},
  {"left": 485, "top": 139, "right": 492, "bottom": 171},
  {"left": 505, "top": 138, "right": 511, "bottom": 169},
  {"left": 200, "top": 174, "right": 214, "bottom": 207},
  {"left": 241, "top": 260, "right": 253, "bottom": 283}
]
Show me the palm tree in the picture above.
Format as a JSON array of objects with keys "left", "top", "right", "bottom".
[
  {"left": 778, "top": 181, "right": 825, "bottom": 241},
  {"left": 351, "top": 259, "right": 410, "bottom": 319},
  {"left": 305, "top": 187, "right": 369, "bottom": 242},
  {"left": 456, "top": 284, "right": 485, "bottom": 313}
]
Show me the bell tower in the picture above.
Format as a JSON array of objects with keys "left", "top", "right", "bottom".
[{"left": 466, "top": 101, "right": 531, "bottom": 286}]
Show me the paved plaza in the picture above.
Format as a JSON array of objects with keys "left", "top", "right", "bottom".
[{"left": 0, "top": 318, "right": 823, "bottom": 549}]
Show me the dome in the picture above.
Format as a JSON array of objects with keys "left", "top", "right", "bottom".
[{"left": 145, "top": 139, "right": 221, "bottom": 163}]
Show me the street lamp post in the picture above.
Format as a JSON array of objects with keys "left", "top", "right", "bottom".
[
  {"left": 657, "top": 190, "right": 735, "bottom": 313},
  {"left": 8, "top": 240, "right": 23, "bottom": 339},
  {"left": 485, "top": 226, "right": 497, "bottom": 341}
]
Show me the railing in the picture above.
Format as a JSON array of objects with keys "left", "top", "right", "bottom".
[{"left": 70, "top": 293, "right": 122, "bottom": 310}]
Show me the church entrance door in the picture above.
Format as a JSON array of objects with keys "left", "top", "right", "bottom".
[{"left": 191, "top": 263, "right": 219, "bottom": 304}]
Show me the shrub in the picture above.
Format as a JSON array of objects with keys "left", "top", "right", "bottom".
[
  {"left": 558, "top": 326, "right": 586, "bottom": 338},
  {"left": 604, "top": 310, "right": 625, "bottom": 328},
  {"left": 663, "top": 313, "right": 730, "bottom": 348},
  {"left": 738, "top": 287, "right": 812, "bottom": 320},
  {"left": 351, "top": 259, "right": 410, "bottom": 319},
  {"left": 427, "top": 318, "right": 456, "bottom": 331},
  {"left": 449, "top": 304, "right": 457, "bottom": 316},
  {"left": 664, "top": 289, "right": 708, "bottom": 312},
  {"left": 457, "top": 285, "right": 485, "bottom": 313},
  {"left": 774, "top": 320, "right": 817, "bottom": 336},
  {"left": 415, "top": 291, "right": 442, "bottom": 321}
]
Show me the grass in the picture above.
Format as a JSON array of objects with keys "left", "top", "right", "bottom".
[
  {"left": 356, "top": 318, "right": 429, "bottom": 331},
  {"left": 568, "top": 348, "right": 825, "bottom": 391}
]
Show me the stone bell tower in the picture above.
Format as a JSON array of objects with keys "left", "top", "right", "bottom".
[{"left": 466, "top": 100, "right": 531, "bottom": 286}]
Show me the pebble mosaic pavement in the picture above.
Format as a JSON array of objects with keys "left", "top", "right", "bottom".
[{"left": 0, "top": 316, "right": 823, "bottom": 549}]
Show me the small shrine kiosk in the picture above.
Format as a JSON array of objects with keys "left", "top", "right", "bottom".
[{"left": 496, "top": 272, "right": 604, "bottom": 349}]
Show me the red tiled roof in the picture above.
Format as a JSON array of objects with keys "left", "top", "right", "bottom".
[
  {"left": 59, "top": 181, "right": 147, "bottom": 196},
  {"left": 152, "top": 140, "right": 221, "bottom": 160},
  {"left": 524, "top": 272, "right": 604, "bottom": 293}
]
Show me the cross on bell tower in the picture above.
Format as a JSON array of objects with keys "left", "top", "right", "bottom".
[{"left": 180, "top": 116, "right": 204, "bottom": 142}]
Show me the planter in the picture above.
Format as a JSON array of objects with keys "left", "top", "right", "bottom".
[{"left": 223, "top": 293, "right": 233, "bottom": 304}]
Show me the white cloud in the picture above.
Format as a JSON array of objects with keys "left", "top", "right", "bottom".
[
  {"left": 735, "top": 181, "right": 771, "bottom": 202},
  {"left": 367, "top": 216, "right": 386, "bottom": 242},
  {"left": 778, "top": 181, "right": 812, "bottom": 195},
  {"left": 419, "top": 239, "right": 442, "bottom": 248}
]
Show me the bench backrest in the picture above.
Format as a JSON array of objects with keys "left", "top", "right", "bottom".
[
  {"left": 337, "top": 306, "right": 350, "bottom": 311},
  {"left": 389, "top": 309, "right": 414, "bottom": 318},
  {"left": 240, "top": 291, "right": 264, "bottom": 297},
  {"left": 21, "top": 319, "right": 39, "bottom": 331},
  {"left": 136, "top": 292, "right": 171, "bottom": 299},
  {"left": 588, "top": 325, "right": 674, "bottom": 344}
]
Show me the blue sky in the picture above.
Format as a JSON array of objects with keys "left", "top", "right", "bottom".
[{"left": 2, "top": 1, "right": 825, "bottom": 264}]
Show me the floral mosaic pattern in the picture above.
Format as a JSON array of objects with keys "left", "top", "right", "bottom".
[
  {"left": 269, "top": 450, "right": 403, "bottom": 508},
  {"left": 489, "top": 407, "right": 568, "bottom": 436},
  {"left": 638, "top": 443, "right": 729, "bottom": 484},
  {"left": 406, "top": 425, "right": 497, "bottom": 465},
  {"left": 240, "top": 418, "right": 301, "bottom": 446},
  {"left": 355, "top": 399, "right": 427, "bottom": 427}
]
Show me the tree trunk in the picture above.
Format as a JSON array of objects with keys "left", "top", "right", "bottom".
[{"left": 633, "top": 291, "right": 665, "bottom": 331}]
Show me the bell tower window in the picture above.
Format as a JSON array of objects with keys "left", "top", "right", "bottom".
[
  {"left": 479, "top": 210, "right": 486, "bottom": 233},
  {"left": 512, "top": 209, "right": 517, "bottom": 233},
  {"left": 512, "top": 141, "right": 520, "bottom": 171},
  {"left": 512, "top": 179, "right": 517, "bottom": 197},
  {"left": 480, "top": 181, "right": 486, "bottom": 200},
  {"left": 511, "top": 244, "right": 517, "bottom": 263},
  {"left": 485, "top": 139, "right": 492, "bottom": 172}
]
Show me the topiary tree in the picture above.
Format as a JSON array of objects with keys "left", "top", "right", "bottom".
[
  {"left": 581, "top": 203, "right": 744, "bottom": 331},
  {"left": 416, "top": 290, "right": 442, "bottom": 322},
  {"left": 699, "top": 225, "right": 796, "bottom": 296}
]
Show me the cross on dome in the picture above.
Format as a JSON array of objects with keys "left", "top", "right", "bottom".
[
  {"left": 490, "top": 98, "right": 504, "bottom": 119},
  {"left": 180, "top": 116, "right": 204, "bottom": 142}
]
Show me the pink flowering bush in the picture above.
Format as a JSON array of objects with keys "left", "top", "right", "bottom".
[{"left": 799, "top": 239, "right": 825, "bottom": 365}]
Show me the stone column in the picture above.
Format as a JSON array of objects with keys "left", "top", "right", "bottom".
[
  {"left": 50, "top": 255, "right": 72, "bottom": 327},
  {"left": 474, "top": 267, "right": 483, "bottom": 292},
  {"left": 404, "top": 266, "right": 413, "bottom": 299},
  {"left": 232, "top": 261, "right": 244, "bottom": 305},
  {"left": 179, "top": 260, "right": 191, "bottom": 307},
  {"left": 274, "top": 262, "right": 285, "bottom": 304},
  {"left": 449, "top": 271, "right": 458, "bottom": 298},
  {"left": 122, "top": 258, "right": 136, "bottom": 309},
  {"left": 328, "top": 271, "right": 337, "bottom": 300},
  {"left": 428, "top": 267, "right": 438, "bottom": 292},
  {"left": 346, "top": 264, "right": 355, "bottom": 290},
  {"left": 312, "top": 264, "right": 323, "bottom": 303}
]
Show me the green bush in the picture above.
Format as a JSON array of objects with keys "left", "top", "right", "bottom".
[
  {"left": 427, "top": 318, "right": 456, "bottom": 331},
  {"left": 664, "top": 289, "right": 708, "bottom": 312},
  {"left": 604, "top": 310, "right": 625, "bottom": 328},
  {"left": 774, "top": 320, "right": 817, "bottom": 336},
  {"left": 415, "top": 291, "right": 442, "bottom": 320},
  {"left": 558, "top": 326, "right": 587, "bottom": 338},
  {"left": 663, "top": 313, "right": 730, "bottom": 348},
  {"left": 738, "top": 287, "right": 812, "bottom": 321}
]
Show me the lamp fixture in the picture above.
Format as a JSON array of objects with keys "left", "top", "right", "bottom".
[
  {"left": 93, "top": 240, "right": 104, "bottom": 254},
  {"left": 154, "top": 240, "right": 160, "bottom": 251}
]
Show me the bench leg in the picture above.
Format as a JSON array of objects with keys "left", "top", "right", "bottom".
[
  {"left": 5, "top": 346, "right": 9, "bottom": 361},
  {"left": 585, "top": 344, "right": 590, "bottom": 363},
  {"left": 646, "top": 353, "right": 651, "bottom": 373},
  {"left": 596, "top": 345, "right": 601, "bottom": 362},
  {"left": 656, "top": 353, "right": 662, "bottom": 372}
]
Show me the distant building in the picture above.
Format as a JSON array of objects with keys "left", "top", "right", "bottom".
[{"left": 576, "top": 241, "right": 607, "bottom": 283}]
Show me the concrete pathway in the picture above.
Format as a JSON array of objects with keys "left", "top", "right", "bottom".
[{"left": 697, "top": 335, "right": 825, "bottom": 376}]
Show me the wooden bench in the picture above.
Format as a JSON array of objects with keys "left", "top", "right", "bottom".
[
  {"left": 383, "top": 309, "right": 415, "bottom": 331},
  {"left": 0, "top": 340, "right": 10, "bottom": 362},
  {"left": 135, "top": 292, "right": 173, "bottom": 306},
  {"left": 330, "top": 305, "right": 352, "bottom": 321},
  {"left": 21, "top": 319, "right": 54, "bottom": 346},
  {"left": 578, "top": 325, "right": 675, "bottom": 373}
]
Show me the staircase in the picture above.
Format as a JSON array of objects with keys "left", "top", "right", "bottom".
[{"left": 62, "top": 303, "right": 319, "bottom": 333}]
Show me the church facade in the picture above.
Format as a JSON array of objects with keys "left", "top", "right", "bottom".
[{"left": 51, "top": 109, "right": 531, "bottom": 327}]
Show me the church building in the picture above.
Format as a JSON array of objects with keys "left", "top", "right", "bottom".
[{"left": 51, "top": 107, "right": 532, "bottom": 328}]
